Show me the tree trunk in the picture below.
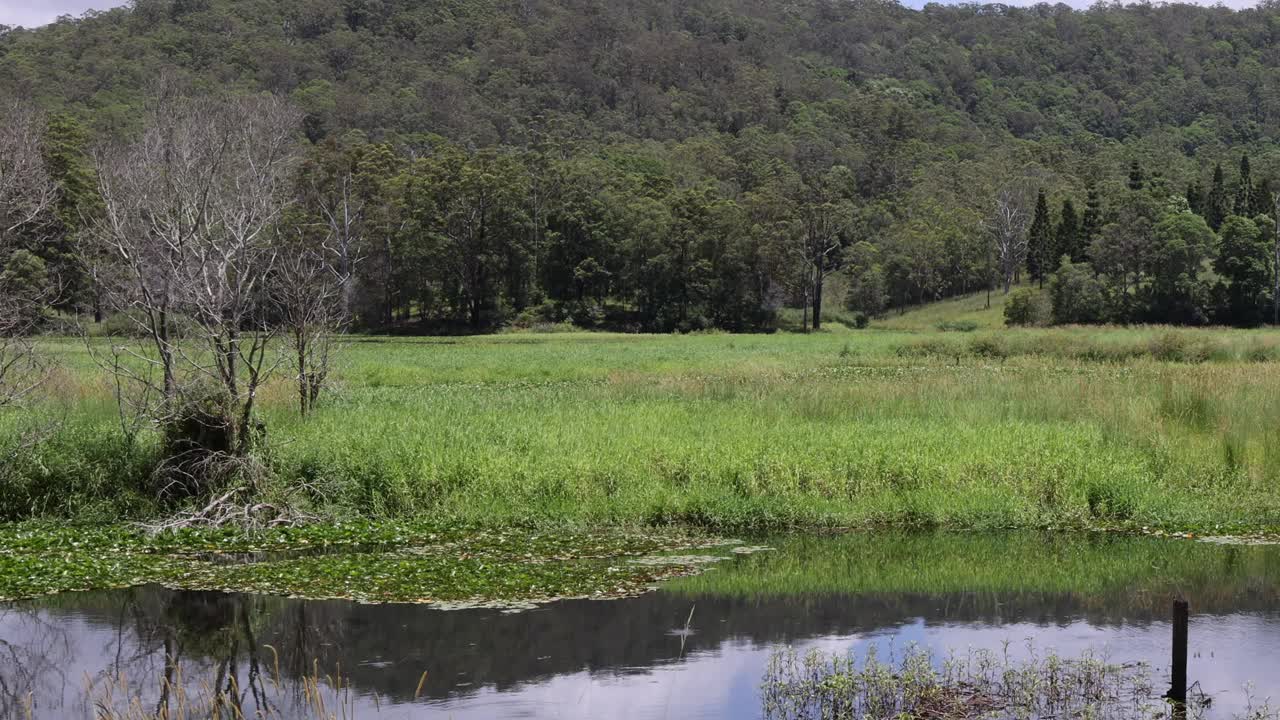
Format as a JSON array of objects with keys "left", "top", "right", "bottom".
[
  {"left": 296, "top": 329, "right": 309, "bottom": 417},
  {"left": 159, "top": 308, "right": 175, "bottom": 400},
  {"left": 811, "top": 256, "right": 825, "bottom": 331},
  {"left": 1273, "top": 197, "right": 1280, "bottom": 325},
  {"left": 801, "top": 283, "right": 810, "bottom": 332}
]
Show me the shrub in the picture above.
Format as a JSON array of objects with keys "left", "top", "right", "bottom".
[
  {"left": 1245, "top": 339, "right": 1279, "bottom": 362},
  {"left": 853, "top": 313, "right": 869, "bottom": 329},
  {"left": 1003, "top": 288, "right": 1047, "bottom": 326},
  {"left": 968, "top": 334, "right": 1008, "bottom": 360},
  {"left": 1048, "top": 259, "right": 1107, "bottom": 325},
  {"left": 845, "top": 264, "right": 888, "bottom": 317},
  {"left": 896, "top": 337, "right": 963, "bottom": 359},
  {"left": 1146, "top": 331, "right": 1189, "bottom": 362},
  {"left": 101, "top": 310, "right": 197, "bottom": 339}
]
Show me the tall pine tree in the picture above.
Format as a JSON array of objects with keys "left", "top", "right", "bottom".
[
  {"left": 1252, "top": 177, "right": 1274, "bottom": 218},
  {"left": 1127, "top": 159, "right": 1144, "bottom": 191},
  {"left": 1235, "top": 155, "right": 1255, "bottom": 217},
  {"left": 1027, "top": 189, "right": 1053, "bottom": 286},
  {"left": 1080, "top": 185, "right": 1103, "bottom": 260},
  {"left": 1186, "top": 182, "right": 1205, "bottom": 216},
  {"left": 1206, "top": 163, "right": 1230, "bottom": 230},
  {"left": 1055, "top": 199, "right": 1081, "bottom": 264}
]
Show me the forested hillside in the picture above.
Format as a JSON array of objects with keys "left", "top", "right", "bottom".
[{"left": 5, "top": 0, "right": 1280, "bottom": 330}]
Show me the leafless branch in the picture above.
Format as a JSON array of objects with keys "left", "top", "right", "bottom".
[{"left": 90, "top": 93, "right": 303, "bottom": 497}]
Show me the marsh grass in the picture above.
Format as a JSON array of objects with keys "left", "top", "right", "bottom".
[
  {"left": 761, "top": 645, "right": 1256, "bottom": 720},
  {"left": 6, "top": 327, "right": 1280, "bottom": 532}
]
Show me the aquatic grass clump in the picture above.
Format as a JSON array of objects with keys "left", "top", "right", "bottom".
[
  {"left": 0, "top": 522, "right": 747, "bottom": 604},
  {"left": 762, "top": 645, "right": 1203, "bottom": 720}
]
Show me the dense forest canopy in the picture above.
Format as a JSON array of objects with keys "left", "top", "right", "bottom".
[{"left": 5, "top": 0, "right": 1280, "bottom": 330}]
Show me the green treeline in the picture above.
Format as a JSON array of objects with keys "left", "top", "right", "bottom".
[
  {"left": 1022, "top": 156, "right": 1278, "bottom": 328},
  {"left": 7, "top": 0, "right": 1280, "bottom": 330}
]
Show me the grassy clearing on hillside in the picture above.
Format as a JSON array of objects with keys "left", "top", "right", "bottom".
[
  {"left": 874, "top": 287, "right": 1013, "bottom": 331},
  {"left": 5, "top": 326, "right": 1280, "bottom": 532}
]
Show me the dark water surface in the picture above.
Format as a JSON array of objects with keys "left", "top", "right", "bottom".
[{"left": 2, "top": 532, "right": 1279, "bottom": 719}]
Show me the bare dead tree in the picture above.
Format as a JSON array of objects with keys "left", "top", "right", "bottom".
[
  {"left": 988, "top": 185, "right": 1033, "bottom": 295},
  {"left": 0, "top": 101, "right": 55, "bottom": 239},
  {"left": 91, "top": 93, "right": 303, "bottom": 501},
  {"left": 186, "top": 95, "right": 302, "bottom": 455},
  {"left": 0, "top": 100, "right": 56, "bottom": 409},
  {"left": 272, "top": 230, "right": 349, "bottom": 417}
]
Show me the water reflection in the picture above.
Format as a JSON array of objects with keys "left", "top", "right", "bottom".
[{"left": 3, "top": 532, "right": 1279, "bottom": 719}]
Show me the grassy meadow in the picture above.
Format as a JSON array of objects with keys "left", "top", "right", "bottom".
[{"left": 6, "top": 291, "right": 1280, "bottom": 533}]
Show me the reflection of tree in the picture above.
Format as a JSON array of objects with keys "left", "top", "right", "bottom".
[
  {"left": 16, "top": 578, "right": 1280, "bottom": 718},
  {"left": 0, "top": 607, "right": 72, "bottom": 718},
  {"left": 0, "top": 588, "right": 349, "bottom": 719}
]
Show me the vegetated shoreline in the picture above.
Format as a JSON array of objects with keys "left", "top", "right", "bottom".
[{"left": 6, "top": 312, "right": 1280, "bottom": 536}]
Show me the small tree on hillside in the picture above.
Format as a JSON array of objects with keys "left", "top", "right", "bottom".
[
  {"left": 1054, "top": 198, "right": 1081, "bottom": 263},
  {"left": 1026, "top": 189, "right": 1053, "bottom": 287}
]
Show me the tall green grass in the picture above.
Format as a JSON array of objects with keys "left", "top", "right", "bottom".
[{"left": 6, "top": 327, "right": 1280, "bottom": 531}]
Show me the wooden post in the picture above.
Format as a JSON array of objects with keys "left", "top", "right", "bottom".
[{"left": 1170, "top": 598, "right": 1189, "bottom": 707}]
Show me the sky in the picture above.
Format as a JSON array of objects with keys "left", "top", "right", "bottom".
[
  {"left": 0, "top": 0, "right": 122, "bottom": 28},
  {"left": 0, "top": 0, "right": 1264, "bottom": 29}
]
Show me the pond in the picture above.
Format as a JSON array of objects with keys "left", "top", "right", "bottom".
[{"left": 2, "top": 532, "right": 1278, "bottom": 719}]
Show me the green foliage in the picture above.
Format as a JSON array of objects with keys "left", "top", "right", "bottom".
[
  {"left": 1003, "top": 287, "right": 1048, "bottom": 327},
  {"left": 765, "top": 645, "right": 1183, "bottom": 720},
  {"left": 10, "top": 0, "right": 1280, "bottom": 332},
  {"left": 0, "top": 249, "right": 49, "bottom": 327},
  {"left": 1206, "top": 164, "right": 1231, "bottom": 231},
  {"left": 1026, "top": 190, "right": 1053, "bottom": 284},
  {"left": 1048, "top": 259, "right": 1108, "bottom": 325},
  {"left": 1145, "top": 211, "right": 1216, "bottom": 325},
  {"left": 1055, "top": 200, "right": 1082, "bottom": 264},
  {"left": 1215, "top": 214, "right": 1273, "bottom": 327}
]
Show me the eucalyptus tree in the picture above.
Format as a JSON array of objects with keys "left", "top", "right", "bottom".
[
  {"left": 793, "top": 165, "right": 857, "bottom": 330},
  {"left": 988, "top": 185, "right": 1033, "bottom": 295}
]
